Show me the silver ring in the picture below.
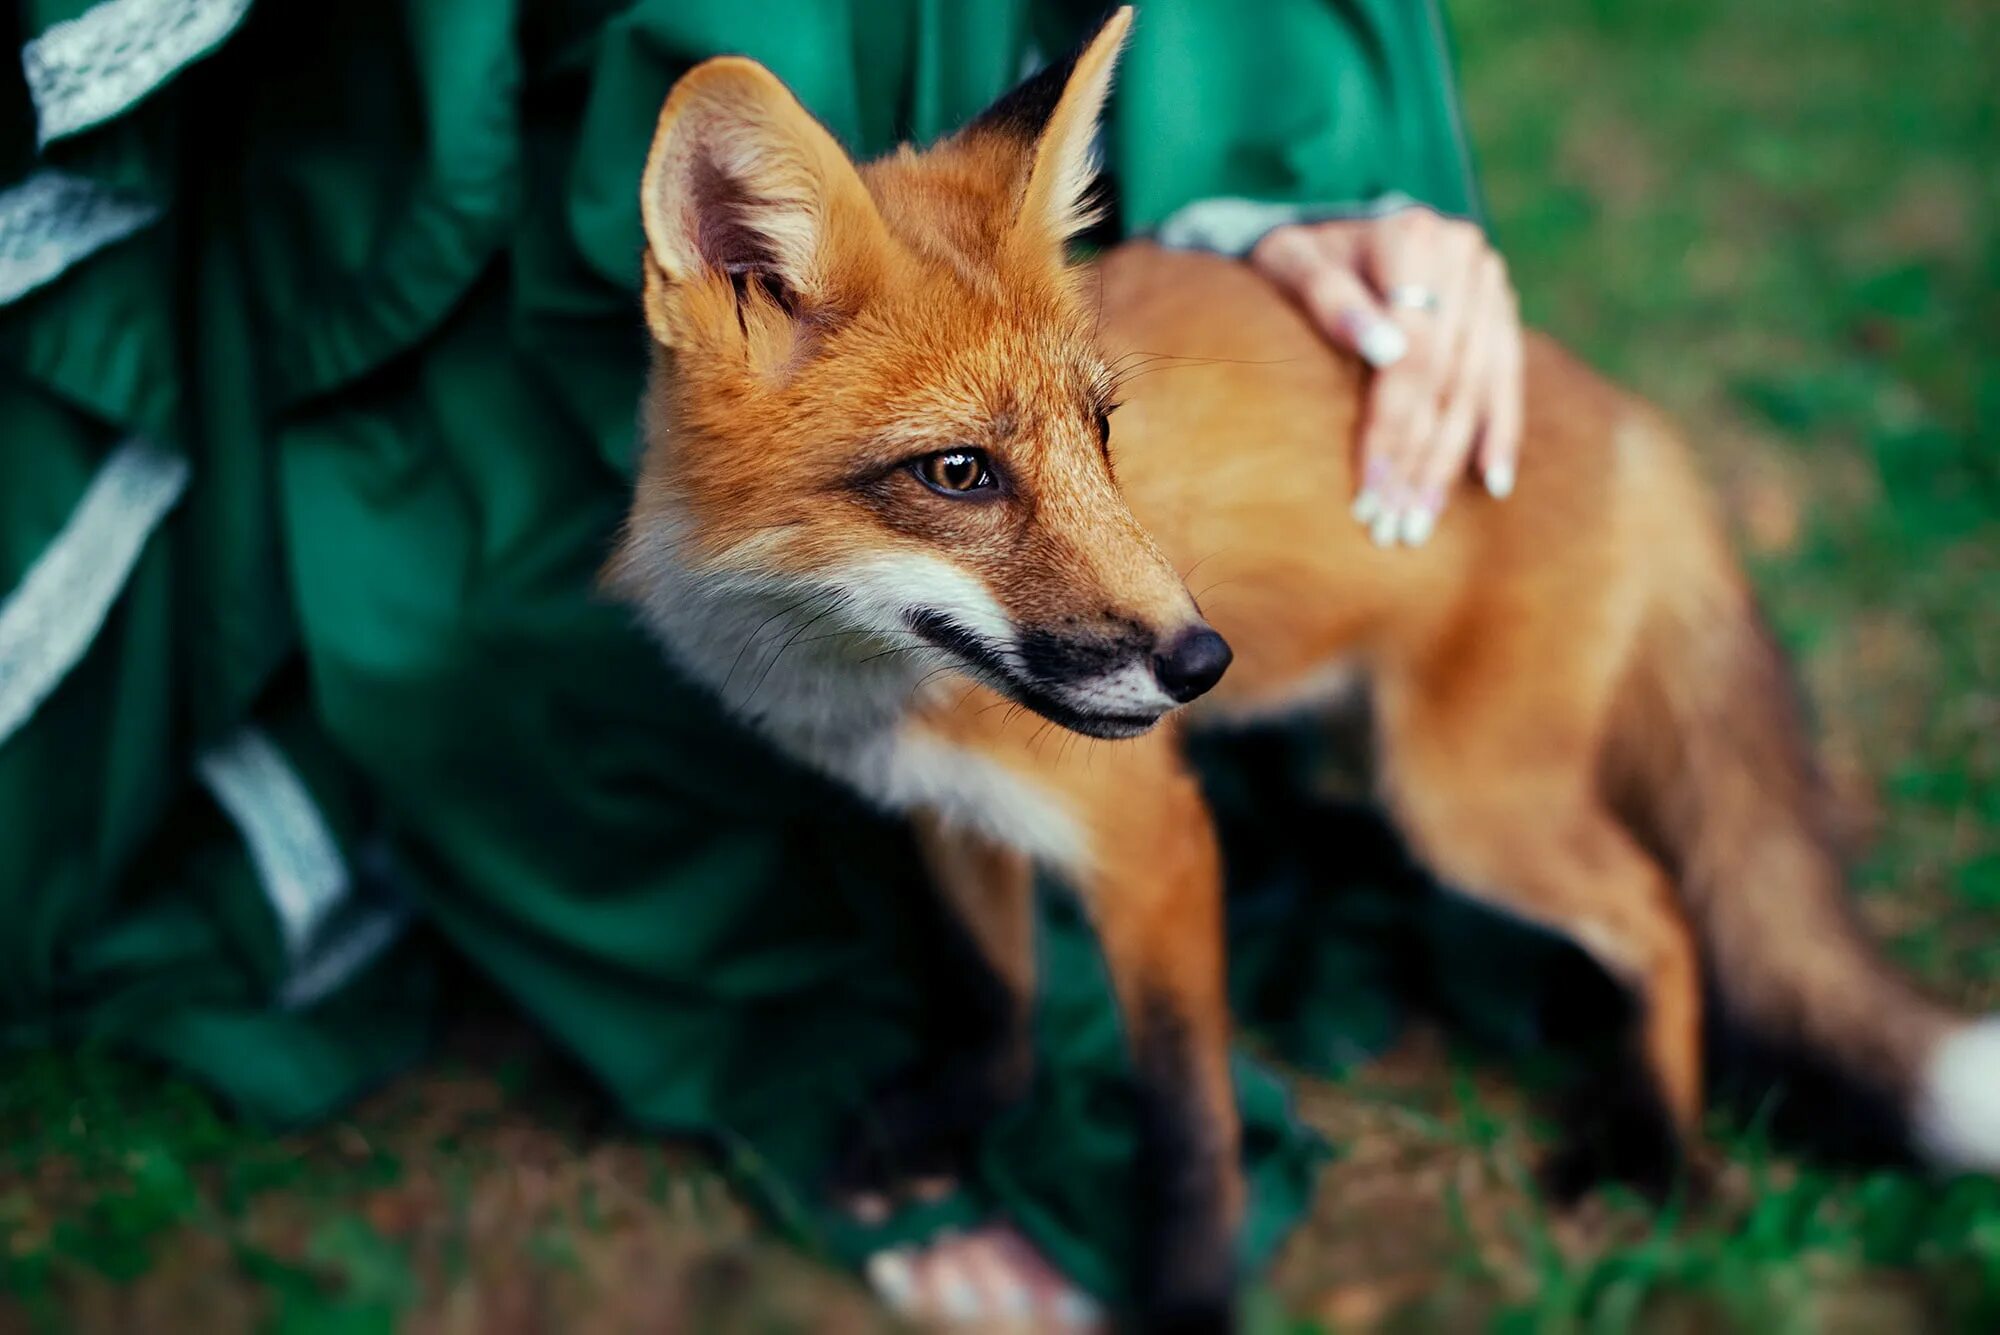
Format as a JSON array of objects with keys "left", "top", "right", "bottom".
[{"left": 1386, "top": 283, "right": 1442, "bottom": 313}]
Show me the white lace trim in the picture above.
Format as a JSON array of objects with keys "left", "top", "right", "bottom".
[
  {"left": 22, "top": 0, "right": 253, "bottom": 145},
  {"left": 0, "top": 169, "right": 158, "bottom": 305},
  {"left": 0, "top": 436, "right": 188, "bottom": 745},
  {"left": 1153, "top": 192, "right": 1423, "bottom": 256},
  {"left": 278, "top": 903, "right": 410, "bottom": 1011},
  {"left": 197, "top": 726, "right": 352, "bottom": 959}
]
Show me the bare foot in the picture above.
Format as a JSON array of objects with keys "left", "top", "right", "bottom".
[{"left": 865, "top": 1224, "right": 1103, "bottom": 1330}]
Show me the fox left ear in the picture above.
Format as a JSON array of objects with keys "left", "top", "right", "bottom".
[
  {"left": 967, "top": 5, "right": 1134, "bottom": 250},
  {"left": 639, "top": 57, "right": 886, "bottom": 347}
]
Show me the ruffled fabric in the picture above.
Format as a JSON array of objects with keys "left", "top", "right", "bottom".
[{"left": 0, "top": 0, "right": 1516, "bottom": 1302}]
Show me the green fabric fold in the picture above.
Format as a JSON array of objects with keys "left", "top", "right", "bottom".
[{"left": 1, "top": 0, "right": 1512, "bottom": 1303}]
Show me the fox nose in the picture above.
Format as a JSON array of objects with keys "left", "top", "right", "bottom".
[{"left": 1152, "top": 626, "right": 1233, "bottom": 703}]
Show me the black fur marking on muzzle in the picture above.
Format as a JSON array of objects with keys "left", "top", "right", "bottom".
[
  {"left": 1016, "top": 620, "right": 1150, "bottom": 685},
  {"left": 906, "top": 609, "right": 1016, "bottom": 681},
  {"left": 905, "top": 609, "right": 1161, "bottom": 739}
]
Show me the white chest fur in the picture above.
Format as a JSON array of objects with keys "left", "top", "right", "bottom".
[
  {"left": 621, "top": 523, "right": 1090, "bottom": 874},
  {"left": 648, "top": 584, "right": 1091, "bottom": 874},
  {"left": 851, "top": 728, "right": 1090, "bottom": 874}
]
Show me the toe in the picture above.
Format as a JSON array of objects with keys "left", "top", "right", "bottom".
[
  {"left": 870, "top": 1225, "right": 1102, "bottom": 1331},
  {"left": 866, "top": 1247, "right": 919, "bottom": 1314}
]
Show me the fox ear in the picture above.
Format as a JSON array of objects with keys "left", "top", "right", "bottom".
[
  {"left": 967, "top": 6, "right": 1133, "bottom": 248},
  {"left": 639, "top": 57, "right": 881, "bottom": 340}
]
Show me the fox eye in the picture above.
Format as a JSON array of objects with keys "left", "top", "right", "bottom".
[{"left": 914, "top": 449, "right": 997, "bottom": 496}]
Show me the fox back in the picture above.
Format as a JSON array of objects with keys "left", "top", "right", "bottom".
[{"left": 613, "top": 15, "right": 2000, "bottom": 1322}]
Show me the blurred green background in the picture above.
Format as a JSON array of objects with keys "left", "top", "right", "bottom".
[{"left": 4, "top": 0, "right": 1997, "bottom": 1329}]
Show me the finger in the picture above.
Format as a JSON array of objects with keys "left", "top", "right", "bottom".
[
  {"left": 1250, "top": 220, "right": 1361, "bottom": 283},
  {"left": 1253, "top": 226, "right": 1409, "bottom": 372},
  {"left": 1478, "top": 282, "right": 1526, "bottom": 500},
  {"left": 1254, "top": 226, "right": 1415, "bottom": 528},
  {"left": 1403, "top": 382, "right": 1481, "bottom": 547},
  {"left": 1356, "top": 217, "right": 1481, "bottom": 527},
  {"left": 1362, "top": 207, "right": 1483, "bottom": 312},
  {"left": 1358, "top": 363, "right": 1439, "bottom": 548},
  {"left": 1305, "top": 266, "right": 1422, "bottom": 530},
  {"left": 1402, "top": 254, "right": 1508, "bottom": 541}
]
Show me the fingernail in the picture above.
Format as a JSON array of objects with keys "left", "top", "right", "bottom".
[
  {"left": 1347, "top": 312, "right": 1408, "bottom": 368},
  {"left": 1485, "top": 460, "right": 1515, "bottom": 500},
  {"left": 866, "top": 1250, "right": 917, "bottom": 1311},
  {"left": 847, "top": 1192, "right": 891, "bottom": 1225},
  {"left": 1399, "top": 506, "right": 1435, "bottom": 547},
  {"left": 1351, "top": 489, "right": 1383, "bottom": 524},
  {"left": 1055, "top": 1291, "right": 1104, "bottom": 1327},
  {"left": 1370, "top": 510, "right": 1399, "bottom": 549}
]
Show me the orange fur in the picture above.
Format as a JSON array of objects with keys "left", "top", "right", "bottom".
[{"left": 613, "top": 12, "right": 1991, "bottom": 1319}]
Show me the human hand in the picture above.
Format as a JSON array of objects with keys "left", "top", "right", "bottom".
[{"left": 1250, "top": 206, "right": 1524, "bottom": 546}]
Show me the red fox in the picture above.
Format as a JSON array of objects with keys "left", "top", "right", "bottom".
[{"left": 609, "top": 8, "right": 1999, "bottom": 1324}]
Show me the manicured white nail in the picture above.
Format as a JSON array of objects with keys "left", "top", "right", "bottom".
[
  {"left": 1346, "top": 312, "right": 1408, "bottom": 368},
  {"left": 1485, "top": 460, "right": 1515, "bottom": 499},
  {"left": 1370, "top": 510, "right": 1399, "bottom": 548},
  {"left": 1399, "top": 506, "right": 1435, "bottom": 547},
  {"left": 1351, "top": 489, "right": 1383, "bottom": 524},
  {"left": 1054, "top": 1290, "right": 1104, "bottom": 1327},
  {"left": 866, "top": 1250, "right": 918, "bottom": 1311}
]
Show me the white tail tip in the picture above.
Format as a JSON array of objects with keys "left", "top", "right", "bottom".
[{"left": 1916, "top": 1015, "right": 2000, "bottom": 1172}]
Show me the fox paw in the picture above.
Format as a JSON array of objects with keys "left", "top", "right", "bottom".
[{"left": 1539, "top": 1079, "right": 1694, "bottom": 1205}]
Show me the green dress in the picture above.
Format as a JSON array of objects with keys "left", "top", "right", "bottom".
[{"left": 1, "top": 0, "right": 1497, "bottom": 1298}]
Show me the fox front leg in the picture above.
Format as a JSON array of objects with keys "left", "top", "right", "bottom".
[
  {"left": 835, "top": 818, "right": 1038, "bottom": 1200},
  {"left": 1072, "top": 731, "right": 1244, "bottom": 1330}
]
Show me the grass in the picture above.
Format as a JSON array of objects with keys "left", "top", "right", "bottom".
[{"left": 5, "top": 0, "right": 1998, "bottom": 1329}]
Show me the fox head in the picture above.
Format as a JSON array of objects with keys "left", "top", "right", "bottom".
[{"left": 611, "top": 7, "right": 1230, "bottom": 740}]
